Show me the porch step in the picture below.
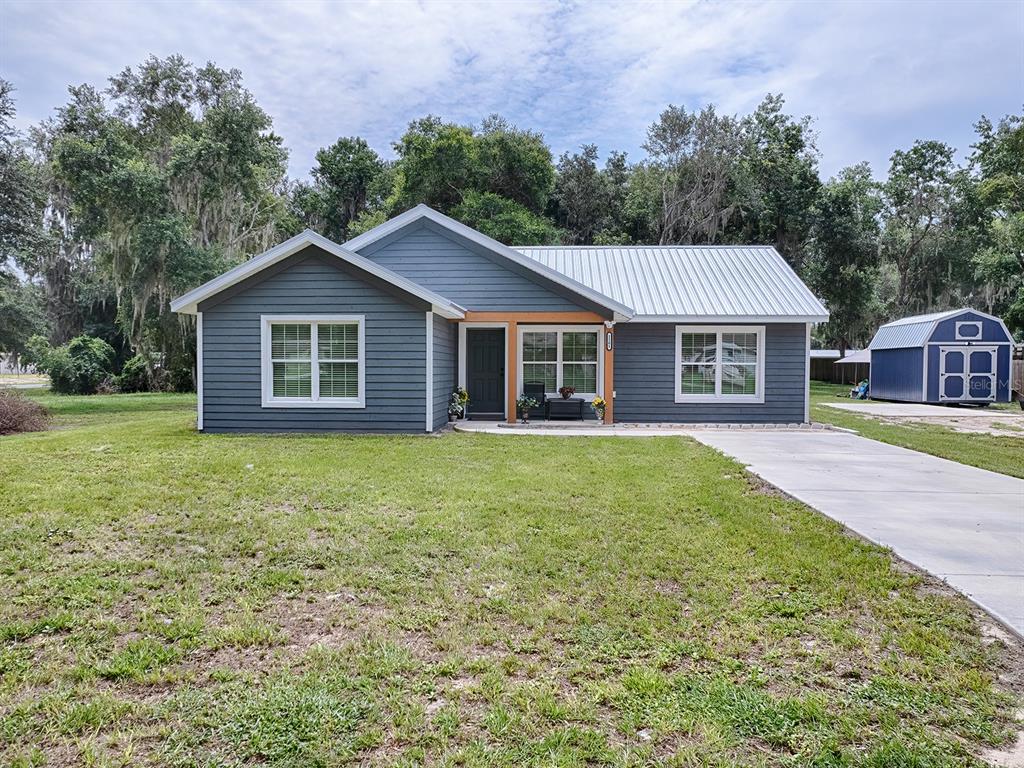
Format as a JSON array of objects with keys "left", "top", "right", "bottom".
[{"left": 497, "top": 421, "right": 608, "bottom": 430}]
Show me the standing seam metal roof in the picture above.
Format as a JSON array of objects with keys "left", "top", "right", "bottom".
[
  {"left": 869, "top": 309, "right": 964, "bottom": 349},
  {"left": 513, "top": 245, "right": 828, "bottom": 320}
]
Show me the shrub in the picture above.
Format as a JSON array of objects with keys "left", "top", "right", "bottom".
[
  {"left": 117, "top": 355, "right": 150, "bottom": 393},
  {"left": 26, "top": 334, "right": 117, "bottom": 395},
  {"left": 0, "top": 391, "right": 49, "bottom": 435},
  {"left": 168, "top": 366, "right": 194, "bottom": 393}
]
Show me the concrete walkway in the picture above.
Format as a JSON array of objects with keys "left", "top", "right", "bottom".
[{"left": 691, "top": 430, "right": 1024, "bottom": 636}]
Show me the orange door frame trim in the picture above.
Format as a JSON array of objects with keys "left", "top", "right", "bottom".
[
  {"left": 463, "top": 311, "right": 607, "bottom": 323},
  {"left": 603, "top": 325, "right": 614, "bottom": 423},
  {"left": 506, "top": 320, "right": 518, "bottom": 423},
  {"left": 458, "top": 312, "right": 613, "bottom": 425}
]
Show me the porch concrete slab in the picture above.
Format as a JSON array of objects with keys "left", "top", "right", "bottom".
[
  {"left": 824, "top": 401, "right": 1021, "bottom": 418},
  {"left": 690, "top": 430, "right": 1024, "bottom": 637},
  {"left": 454, "top": 422, "right": 689, "bottom": 438}
]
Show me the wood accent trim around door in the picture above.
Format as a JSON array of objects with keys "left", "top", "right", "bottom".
[
  {"left": 464, "top": 311, "right": 607, "bottom": 323},
  {"left": 459, "top": 311, "right": 613, "bottom": 425},
  {"left": 603, "top": 325, "right": 614, "bottom": 423},
  {"left": 506, "top": 320, "right": 518, "bottom": 424}
]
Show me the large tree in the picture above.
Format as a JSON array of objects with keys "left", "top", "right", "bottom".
[
  {"left": 391, "top": 116, "right": 478, "bottom": 212},
  {"left": 968, "top": 112, "right": 1024, "bottom": 334},
  {"left": 880, "top": 140, "right": 957, "bottom": 313},
  {"left": 451, "top": 190, "right": 560, "bottom": 245},
  {"left": 552, "top": 144, "right": 607, "bottom": 244},
  {"left": 733, "top": 94, "right": 821, "bottom": 269},
  {"left": 295, "top": 137, "right": 388, "bottom": 241},
  {"left": 807, "top": 163, "right": 882, "bottom": 355},
  {"left": 643, "top": 104, "right": 746, "bottom": 244},
  {"left": 0, "top": 80, "right": 45, "bottom": 265},
  {"left": 475, "top": 115, "right": 554, "bottom": 214},
  {"left": 0, "top": 269, "right": 45, "bottom": 356},
  {"left": 43, "top": 56, "right": 288, "bottom": 370}
]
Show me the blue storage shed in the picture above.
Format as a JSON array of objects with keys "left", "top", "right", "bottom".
[{"left": 869, "top": 309, "right": 1014, "bottom": 404}]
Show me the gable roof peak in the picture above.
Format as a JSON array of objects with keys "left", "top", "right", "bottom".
[
  {"left": 169, "top": 228, "right": 464, "bottom": 318},
  {"left": 344, "top": 205, "right": 635, "bottom": 320}
]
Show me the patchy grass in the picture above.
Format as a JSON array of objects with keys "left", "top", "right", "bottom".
[
  {"left": 811, "top": 381, "right": 1024, "bottom": 479},
  {"left": 1, "top": 392, "right": 1020, "bottom": 766}
]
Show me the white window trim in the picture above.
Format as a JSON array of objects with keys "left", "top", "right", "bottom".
[
  {"left": 516, "top": 325, "right": 604, "bottom": 400},
  {"left": 425, "top": 312, "right": 433, "bottom": 432},
  {"left": 955, "top": 321, "right": 983, "bottom": 341},
  {"left": 260, "top": 314, "right": 366, "bottom": 409},
  {"left": 674, "top": 325, "right": 765, "bottom": 404},
  {"left": 196, "top": 312, "right": 204, "bottom": 430}
]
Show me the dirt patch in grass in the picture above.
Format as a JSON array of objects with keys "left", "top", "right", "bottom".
[
  {"left": 743, "top": 470, "right": 793, "bottom": 499},
  {"left": 878, "top": 412, "right": 1024, "bottom": 439}
]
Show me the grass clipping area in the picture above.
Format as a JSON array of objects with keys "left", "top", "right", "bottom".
[{"left": 1, "top": 392, "right": 1021, "bottom": 767}]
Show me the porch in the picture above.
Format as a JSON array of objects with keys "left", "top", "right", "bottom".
[{"left": 455, "top": 312, "right": 615, "bottom": 424}]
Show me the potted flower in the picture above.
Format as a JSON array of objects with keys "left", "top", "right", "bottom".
[
  {"left": 591, "top": 396, "right": 606, "bottom": 423},
  {"left": 448, "top": 387, "right": 469, "bottom": 421},
  {"left": 516, "top": 393, "right": 539, "bottom": 423},
  {"left": 558, "top": 386, "right": 576, "bottom": 400}
]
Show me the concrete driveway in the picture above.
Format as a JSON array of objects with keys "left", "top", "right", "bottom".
[{"left": 691, "top": 430, "right": 1024, "bottom": 636}]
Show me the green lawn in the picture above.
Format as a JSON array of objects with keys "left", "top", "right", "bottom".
[
  {"left": 1, "top": 392, "right": 1020, "bottom": 767},
  {"left": 810, "top": 382, "right": 1024, "bottom": 479}
]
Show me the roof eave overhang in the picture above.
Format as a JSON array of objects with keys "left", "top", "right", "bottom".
[
  {"left": 169, "top": 230, "right": 465, "bottom": 320},
  {"left": 344, "top": 205, "right": 635, "bottom": 320},
  {"left": 626, "top": 313, "right": 829, "bottom": 324}
]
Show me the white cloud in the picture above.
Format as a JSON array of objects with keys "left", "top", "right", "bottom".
[{"left": 2, "top": 0, "right": 1020, "bottom": 180}]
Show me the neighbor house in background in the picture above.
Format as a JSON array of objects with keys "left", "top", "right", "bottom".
[
  {"left": 868, "top": 309, "right": 1014, "bottom": 404},
  {"left": 170, "top": 205, "right": 828, "bottom": 432}
]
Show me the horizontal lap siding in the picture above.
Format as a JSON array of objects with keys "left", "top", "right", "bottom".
[
  {"left": 614, "top": 323, "right": 806, "bottom": 423},
  {"left": 202, "top": 253, "right": 426, "bottom": 433},
  {"left": 433, "top": 318, "right": 457, "bottom": 430},
  {"left": 359, "top": 223, "right": 587, "bottom": 312}
]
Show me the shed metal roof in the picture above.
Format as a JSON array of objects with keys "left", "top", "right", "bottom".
[
  {"left": 869, "top": 308, "right": 1015, "bottom": 349},
  {"left": 513, "top": 245, "right": 828, "bottom": 322},
  {"left": 870, "top": 309, "right": 972, "bottom": 350},
  {"left": 835, "top": 348, "right": 871, "bottom": 365}
]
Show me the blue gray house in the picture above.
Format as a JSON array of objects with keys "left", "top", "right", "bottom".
[{"left": 170, "top": 205, "right": 828, "bottom": 432}]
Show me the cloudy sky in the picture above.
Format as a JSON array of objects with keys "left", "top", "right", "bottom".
[{"left": 3, "top": 0, "right": 1021, "bottom": 180}]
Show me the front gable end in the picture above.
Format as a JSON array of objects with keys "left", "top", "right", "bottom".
[
  {"left": 198, "top": 245, "right": 434, "bottom": 433},
  {"left": 928, "top": 310, "right": 1013, "bottom": 345},
  {"left": 197, "top": 244, "right": 432, "bottom": 314},
  {"left": 353, "top": 218, "right": 607, "bottom": 314}
]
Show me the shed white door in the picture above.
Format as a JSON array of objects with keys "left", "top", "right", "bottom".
[{"left": 939, "top": 346, "right": 996, "bottom": 401}]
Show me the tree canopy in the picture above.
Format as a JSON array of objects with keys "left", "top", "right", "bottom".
[{"left": 1, "top": 57, "right": 1021, "bottom": 389}]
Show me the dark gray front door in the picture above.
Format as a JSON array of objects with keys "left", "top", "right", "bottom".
[{"left": 466, "top": 329, "right": 504, "bottom": 417}]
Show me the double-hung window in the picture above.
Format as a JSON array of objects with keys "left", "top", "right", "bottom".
[
  {"left": 520, "top": 326, "right": 601, "bottom": 397},
  {"left": 261, "top": 315, "right": 365, "bottom": 408},
  {"left": 675, "top": 325, "right": 764, "bottom": 403}
]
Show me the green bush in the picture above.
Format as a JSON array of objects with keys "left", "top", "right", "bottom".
[
  {"left": 26, "top": 334, "right": 117, "bottom": 395},
  {"left": 117, "top": 355, "right": 150, "bottom": 393},
  {"left": 168, "top": 366, "right": 194, "bottom": 393}
]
